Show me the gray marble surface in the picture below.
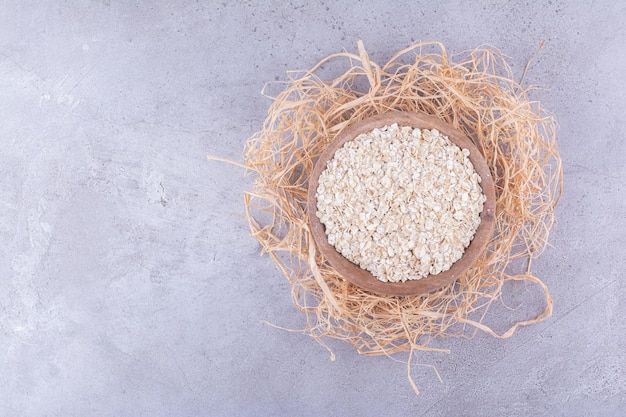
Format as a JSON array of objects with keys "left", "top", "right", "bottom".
[{"left": 1, "top": 1, "right": 624, "bottom": 416}]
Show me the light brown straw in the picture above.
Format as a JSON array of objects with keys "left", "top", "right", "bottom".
[{"left": 241, "top": 41, "right": 562, "bottom": 395}]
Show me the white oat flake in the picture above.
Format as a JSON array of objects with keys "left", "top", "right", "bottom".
[{"left": 316, "top": 123, "right": 486, "bottom": 283}]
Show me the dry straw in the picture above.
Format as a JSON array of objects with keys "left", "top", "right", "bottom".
[{"left": 239, "top": 41, "right": 562, "bottom": 394}]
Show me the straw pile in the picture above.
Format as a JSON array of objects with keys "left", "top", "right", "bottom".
[{"left": 242, "top": 41, "right": 562, "bottom": 393}]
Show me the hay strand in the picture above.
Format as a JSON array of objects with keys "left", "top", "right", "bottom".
[{"left": 241, "top": 41, "right": 562, "bottom": 394}]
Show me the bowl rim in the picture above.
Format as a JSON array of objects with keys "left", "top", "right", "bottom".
[{"left": 307, "top": 111, "right": 496, "bottom": 296}]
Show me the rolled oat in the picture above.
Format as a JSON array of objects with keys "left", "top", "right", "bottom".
[{"left": 316, "top": 123, "right": 486, "bottom": 282}]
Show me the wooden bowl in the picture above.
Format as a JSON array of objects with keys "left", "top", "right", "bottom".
[{"left": 307, "top": 111, "right": 496, "bottom": 296}]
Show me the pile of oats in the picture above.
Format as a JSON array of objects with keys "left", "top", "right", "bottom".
[{"left": 316, "top": 123, "right": 486, "bottom": 282}]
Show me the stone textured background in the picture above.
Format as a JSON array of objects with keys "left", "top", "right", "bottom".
[{"left": 1, "top": 1, "right": 624, "bottom": 416}]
